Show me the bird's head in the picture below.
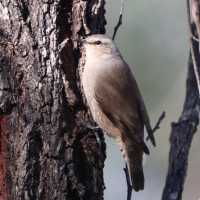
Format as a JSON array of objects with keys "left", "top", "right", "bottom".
[{"left": 74, "top": 34, "right": 120, "bottom": 58}]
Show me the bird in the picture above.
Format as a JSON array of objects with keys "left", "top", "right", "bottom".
[{"left": 75, "top": 34, "right": 156, "bottom": 192}]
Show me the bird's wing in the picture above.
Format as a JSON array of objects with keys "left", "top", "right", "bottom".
[{"left": 94, "top": 61, "right": 150, "bottom": 154}]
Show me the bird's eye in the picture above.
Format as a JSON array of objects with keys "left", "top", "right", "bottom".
[{"left": 95, "top": 40, "right": 102, "bottom": 45}]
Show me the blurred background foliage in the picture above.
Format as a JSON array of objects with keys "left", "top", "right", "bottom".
[{"left": 104, "top": 0, "right": 200, "bottom": 199}]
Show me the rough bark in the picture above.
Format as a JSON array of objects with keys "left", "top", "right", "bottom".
[
  {"left": 162, "top": 24, "right": 200, "bottom": 200},
  {"left": 0, "top": 1, "right": 106, "bottom": 200}
]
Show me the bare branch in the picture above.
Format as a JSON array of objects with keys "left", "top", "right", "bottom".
[
  {"left": 187, "top": 0, "right": 200, "bottom": 97},
  {"left": 192, "top": 0, "right": 200, "bottom": 46},
  {"left": 112, "top": 0, "right": 125, "bottom": 41},
  {"left": 146, "top": 111, "right": 166, "bottom": 142},
  {"left": 123, "top": 164, "right": 133, "bottom": 200}
]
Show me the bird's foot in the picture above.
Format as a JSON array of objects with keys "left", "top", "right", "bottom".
[
  {"left": 76, "top": 114, "right": 100, "bottom": 131},
  {"left": 76, "top": 114, "right": 103, "bottom": 152},
  {"left": 82, "top": 121, "right": 100, "bottom": 131}
]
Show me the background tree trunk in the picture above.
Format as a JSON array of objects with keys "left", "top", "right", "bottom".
[
  {"left": 162, "top": 24, "right": 200, "bottom": 200},
  {"left": 0, "top": 1, "right": 106, "bottom": 199}
]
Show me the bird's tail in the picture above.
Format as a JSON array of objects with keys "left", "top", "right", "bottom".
[
  {"left": 126, "top": 146, "right": 144, "bottom": 191},
  {"left": 116, "top": 138, "right": 145, "bottom": 191}
]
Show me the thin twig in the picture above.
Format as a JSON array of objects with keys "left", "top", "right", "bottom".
[
  {"left": 112, "top": 0, "right": 125, "bottom": 41},
  {"left": 123, "top": 164, "right": 133, "bottom": 200},
  {"left": 186, "top": 0, "right": 200, "bottom": 97},
  {"left": 192, "top": 35, "right": 199, "bottom": 42},
  {"left": 146, "top": 111, "right": 166, "bottom": 142},
  {"left": 192, "top": 0, "right": 200, "bottom": 47}
]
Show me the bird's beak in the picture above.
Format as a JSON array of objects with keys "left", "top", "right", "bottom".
[{"left": 73, "top": 38, "right": 86, "bottom": 44}]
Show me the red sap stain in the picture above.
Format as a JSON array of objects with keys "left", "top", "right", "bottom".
[{"left": 0, "top": 116, "right": 9, "bottom": 200}]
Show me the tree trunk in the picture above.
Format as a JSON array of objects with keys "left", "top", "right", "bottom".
[
  {"left": 162, "top": 24, "right": 200, "bottom": 200},
  {"left": 0, "top": 1, "right": 106, "bottom": 199}
]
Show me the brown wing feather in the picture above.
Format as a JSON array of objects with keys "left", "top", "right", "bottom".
[{"left": 94, "top": 61, "right": 150, "bottom": 154}]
